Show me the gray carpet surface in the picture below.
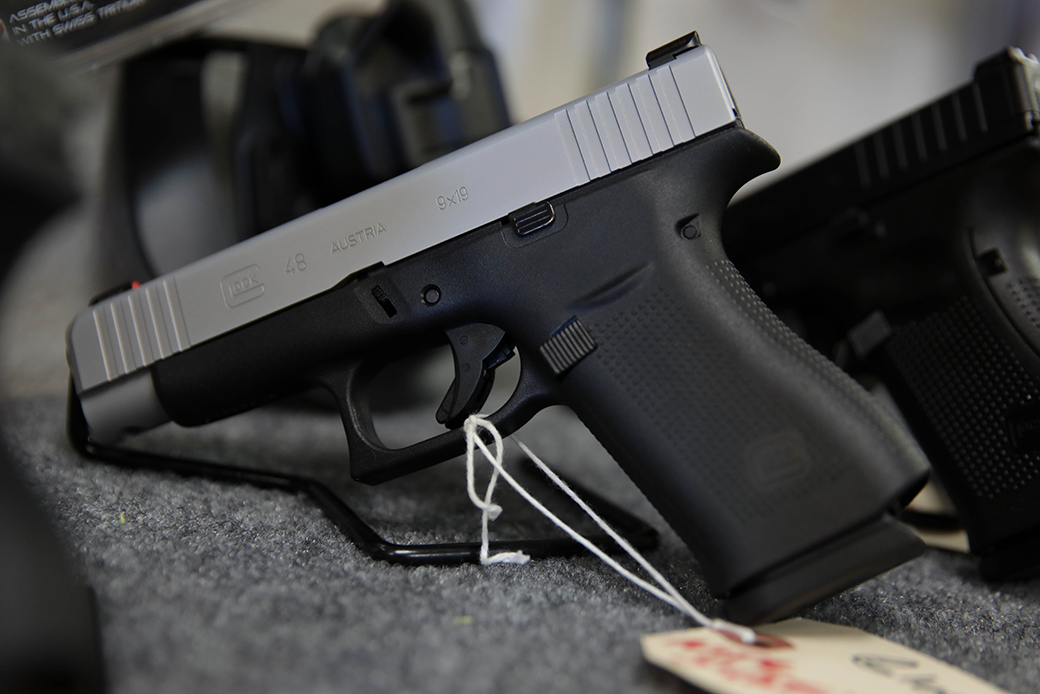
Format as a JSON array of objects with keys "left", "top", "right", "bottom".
[{"left": 5, "top": 395, "right": 1039, "bottom": 694}]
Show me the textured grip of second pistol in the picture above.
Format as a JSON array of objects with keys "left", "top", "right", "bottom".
[{"left": 557, "top": 246, "right": 927, "bottom": 621}]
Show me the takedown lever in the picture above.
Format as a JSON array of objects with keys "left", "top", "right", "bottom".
[{"left": 437, "top": 324, "right": 515, "bottom": 428}]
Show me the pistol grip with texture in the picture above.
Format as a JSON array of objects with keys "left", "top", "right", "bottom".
[{"left": 504, "top": 127, "right": 930, "bottom": 624}]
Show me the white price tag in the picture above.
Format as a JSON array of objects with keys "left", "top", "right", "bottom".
[{"left": 642, "top": 618, "right": 1008, "bottom": 694}]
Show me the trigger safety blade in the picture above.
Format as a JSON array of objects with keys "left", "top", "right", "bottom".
[{"left": 437, "top": 324, "right": 514, "bottom": 428}]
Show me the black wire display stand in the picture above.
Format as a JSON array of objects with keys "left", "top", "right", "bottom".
[{"left": 67, "top": 388, "right": 658, "bottom": 564}]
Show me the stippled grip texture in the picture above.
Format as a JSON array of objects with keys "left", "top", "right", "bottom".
[
  {"left": 561, "top": 255, "right": 926, "bottom": 596},
  {"left": 532, "top": 129, "right": 929, "bottom": 599},
  {"left": 883, "top": 296, "right": 1040, "bottom": 551}
]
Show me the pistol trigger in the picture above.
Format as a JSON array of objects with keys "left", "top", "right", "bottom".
[{"left": 436, "top": 324, "right": 515, "bottom": 429}]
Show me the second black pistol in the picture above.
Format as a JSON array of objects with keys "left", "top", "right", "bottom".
[{"left": 724, "top": 47, "right": 1040, "bottom": 581}]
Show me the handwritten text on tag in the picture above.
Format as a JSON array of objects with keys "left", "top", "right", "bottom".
[{"left": 641, "top": 618, "right": 1009, "bottom": 694}]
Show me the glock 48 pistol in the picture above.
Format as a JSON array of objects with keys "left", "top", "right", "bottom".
[{"left": 67, "top": 33, "right": 928, "bottom": 624}]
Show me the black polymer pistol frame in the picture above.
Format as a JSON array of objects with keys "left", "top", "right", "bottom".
[{"left": 724, "top": 47, "right": 1040, "bottom": 581}]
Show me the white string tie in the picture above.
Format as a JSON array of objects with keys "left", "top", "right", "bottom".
[
  {"left": 462, "top": 414, "right": 758, "bottom": 645},
  {"left": 463, "top": 416, "right": 530, "bottom": 565}
]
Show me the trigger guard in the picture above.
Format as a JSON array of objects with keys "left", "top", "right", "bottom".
[{"left": 324, "top": 354, "right": 561, "bottom": 485}]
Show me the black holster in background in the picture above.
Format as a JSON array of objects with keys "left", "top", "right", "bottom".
[{"left": 107, "top": 0, "right": 510, "bottom": 279}]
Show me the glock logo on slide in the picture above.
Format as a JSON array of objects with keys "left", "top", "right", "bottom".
[{"left": 222, "top": 266, "right": 264, "bottom": 308}]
